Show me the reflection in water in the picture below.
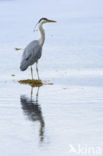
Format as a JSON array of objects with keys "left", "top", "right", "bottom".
[{"left": 20, "top": 87, "right": 45, "bottom": 142}]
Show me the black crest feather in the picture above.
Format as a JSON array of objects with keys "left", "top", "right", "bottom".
[{"left": 38, "top": 18, "right": 48, "bottom": 23}]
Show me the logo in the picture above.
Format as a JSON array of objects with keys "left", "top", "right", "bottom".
[{"left": 69, "top": 144, "right": 102, "bottom": 155}]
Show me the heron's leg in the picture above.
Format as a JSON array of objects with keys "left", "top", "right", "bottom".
[
  {"left": 31, "top": 87, "right": 33, "bottom": 100},
  {"left": 36, "top": 87, "right": 39, "bottom": 102},
  {"left": 36, "top": 61, "right": 40, "bottom": 80},
  {"left": 31, "top": 66, "right": 33, "bottom": 80}
]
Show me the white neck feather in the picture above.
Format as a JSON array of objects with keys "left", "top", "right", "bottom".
[{"left": 38, "top": 23, "right": 45, "bottom": 46}]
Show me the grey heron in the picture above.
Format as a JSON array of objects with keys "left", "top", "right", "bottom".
[{"left": 20, "top": 18, "right": 56, "bottom": 80}]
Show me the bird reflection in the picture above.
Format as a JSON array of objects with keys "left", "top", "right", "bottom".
[{"left": 20, "top": 87, "right": 45, "bottom": 142}]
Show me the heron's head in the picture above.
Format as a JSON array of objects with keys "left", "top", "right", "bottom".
[{"left": 38, "top": 18, "right": 56, "bottom": 25}]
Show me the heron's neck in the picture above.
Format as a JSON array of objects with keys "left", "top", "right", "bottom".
[{"left": 38, "top": 23, "right": 45, "bottom": 46}]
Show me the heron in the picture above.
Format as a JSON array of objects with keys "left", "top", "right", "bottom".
[{"left": 20, "top": 18, "right": 56, "bottom": 80}]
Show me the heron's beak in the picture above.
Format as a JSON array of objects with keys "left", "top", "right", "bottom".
[{"left": 47, "top": 19, "right": 56, "bottom": 23}]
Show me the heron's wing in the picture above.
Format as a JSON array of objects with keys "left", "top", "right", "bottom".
[
  {"left": 20, "top": 40, "right": 42, "bottom": 71},
  {"left": 23, "top": 40, "right": 42, "bottom": 61}
]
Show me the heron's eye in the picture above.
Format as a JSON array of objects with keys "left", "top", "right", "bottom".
[{"left": 39, "top": 18, "right": 47, "bottom": 23}]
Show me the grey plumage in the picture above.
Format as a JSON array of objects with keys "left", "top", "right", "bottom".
[
  {"left": 19, "top": 18, "right": 56, "bottom": 80},
  {"left": 20, "top": 40, "right": 42, "bottom": 71}
]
